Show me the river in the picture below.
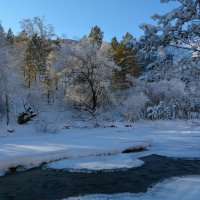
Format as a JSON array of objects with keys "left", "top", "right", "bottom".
[{"left": 0, "top": 155, "right": 200, "bottom": 200}]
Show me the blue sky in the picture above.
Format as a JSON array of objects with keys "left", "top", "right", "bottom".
[{"left": 0, "top": 0, "right": 179, "bottom": 41}]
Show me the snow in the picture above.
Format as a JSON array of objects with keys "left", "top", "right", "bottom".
[
  {"left": 46, "top": 153, "right": 144, "bottom": 172},
  {"left": 64, "top": 176, "right": 200, "bottom": 200},
  {"left": 0, "top": 120, "right": 200, "bottom": 175}
]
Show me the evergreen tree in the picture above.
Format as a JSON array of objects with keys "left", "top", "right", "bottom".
[
  {"left": 111, "top": 36, "right": 119, "bottom": 51},
  {"left": 122, "top": 32, "right": 135, "bottom": 49},
  {"left": 88, "top": 25, "right": 104, "bottom": 46},
  {"left": 6, "top": 28, "right": 14, "bottom": 45},
  {"left": 20, "top": 17, "right": 56, "bottom": 81},
  {"left": 23, "top": 33, "right": 54, "bottom": 88},
  {"left": 15, "top": 30, "right": 29, "bottom": 45},
  {"left": 34, "top": 36, "right": 51, "bottom": 77},
  {"left": 111, "top": 33, "right": 140, "bottom": 90},
  {"left": 23, "top": 35, "right": 38, "bottom": 88}
]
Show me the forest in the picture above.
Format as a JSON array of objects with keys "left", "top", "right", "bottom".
[{"left": 0, "top": 0, "right": 200, "bottom": 130}]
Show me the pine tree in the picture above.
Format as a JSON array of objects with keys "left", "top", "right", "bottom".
[
  {"left": 15, "top": 30, "right": 28, "bottom": 45},
  {"left": 34, "top": 36, "right": 51, "bottom": 77},
  {"left": 23, "top": 35, "right": 38, "bottom": 88},
  {"left": 111, "top": 33, "right": 140, "bottom": 90},
  {"left": 122, "top": 32, "right": 134, "bottom": 49},
  {"left": 88, "top": 25, "right": 104, "bottom": 46},
  {"left": 23, "top": 33, "right": 54, "bottom": 88},
  {"left": 20, "top": 17, "right": 56, "bottom": 82},
  {"left": 6, "top": 28, "right": 14, "bottom": 45},
  {"left": 111, "top": 36, "right": 119, "bottom": 51}
]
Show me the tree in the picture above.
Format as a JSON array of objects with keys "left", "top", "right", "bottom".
[
  {"left": 111, "top": 33, "right": 140, "bottom": 90},
  {"left": 41, "top": 50, "right": 58, "bottom": 104},
  {"left": 20, "top": 16, "right": 55, "bottom": 39},
  {"left": 0, "top": 24, "right": 13, "bottom": 125},
  {"left": 122, "top": 32, "right": 135, "bottom": 49},
  {"left": 88, "top": 25, "right": 104, "bottom": 46},
  {"left": 20, "top": 17, "right": 59, "bottom": 105},
  {"left": 152, "top": 0, "right": 199, "bottom": 53},
  {"left": 136, "top": 0, "right": 200, "bottom": 119},
  {"left": 58, "top": 37, "right": 119, "bottom": 114},
  {"left": 6, "top": 28, "right": 15, "bottom": 45},
  {"left": 20, "top": 16, "right": 55, "bottom": 79},
  {"left": 110, "top": 36, "right": 119, "bottom": 51},
  {"left": 139, "top": 0, "right": 200, "bottom": 70},
  {"left": 33, "top": 35, "right": 52, "bottom": 77},
  {"left": 23, "top": 34, "right": 38, "bottom": 88},
  {"left": 15, "top": 30, "right": 29, "bottom": 45},
  {"left": 138, "top": 0, "right": 200, "bottom": 84}
]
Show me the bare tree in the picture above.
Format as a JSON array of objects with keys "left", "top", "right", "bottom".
[
  {"left": 20, "top": 16, "right": 55, "bottom": 39},
  {"left": 58, "top": 37, "right": 119, "bottom": 114}
]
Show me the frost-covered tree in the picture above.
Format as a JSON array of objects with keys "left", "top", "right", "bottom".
[
  {"left": 41, "top": 50, "right": 58, "bottom": 104},
  {"left": 145, "top": 79, "right": 188, "bottom": 119},
  {"left": 152, "top": 0, "right": 200, "bottom": 53},
  {"left": 120, "top": 77, "right": 193, "bottom": 120},
  {"left": 138, "top": 0, "right": 200, "bottom": 86},
  {"left": 20, "top": 16, "right": 55, "bottom": 39},
  {"left": 0, "top": 25, "right": 16, "bottom": 125},
  {"left": 58, "top": 37, "right": 119, "bottom": 114},
  {"left": 140, "top": 0, "right": 200, "bottom": 51},
  {"left": 123, "top": 92, "right": 149, "bottom": 121}
]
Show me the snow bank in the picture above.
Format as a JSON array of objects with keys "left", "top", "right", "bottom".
[
  {"left": 64, "top": 176, "right": 200, "bottom": 200},
  {"left": 46, "top": 153, "right": 144, "bottom": 172},
  {"left": 0, "top": 120, "right": 200, "bottom": 176},
  {"left": 0, "top": 133, "right": 149, "bottom": 175}
]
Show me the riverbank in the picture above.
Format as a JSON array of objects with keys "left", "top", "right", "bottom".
[{"left": 1, "top": 120, "right": 200, "bottom": 176}]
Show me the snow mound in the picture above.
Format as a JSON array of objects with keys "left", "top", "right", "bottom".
[
  {"left": 46, "top": 153, "right": 144, "bottom": 172},
  {"left": 64, "top": 176, "right": 200, "bottom": 200}
]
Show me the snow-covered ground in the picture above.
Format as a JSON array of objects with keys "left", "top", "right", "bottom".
[
  {"left": 0, "top": 120, "right": 200, "bottom": 175},
  {"left": 64, "top": 176, "right": 200, "bottom": 200}
]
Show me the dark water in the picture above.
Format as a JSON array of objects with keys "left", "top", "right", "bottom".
[{"left": 1, "top": 155, "right": 200, "bottom": 200}]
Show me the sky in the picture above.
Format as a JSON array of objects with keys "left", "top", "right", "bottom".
[{"left": 0, "top": 0, "right": 180, "bottom": 41}]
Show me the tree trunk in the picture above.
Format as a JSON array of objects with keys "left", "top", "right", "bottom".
[
  {"left": 47, "top": 90, "right": 50, "bottom": 104},
  {"left": 92, "top": 90, "right": 97, "bottom": 113},
  {"left": 5, "top": 93, "right": 9, "bottom": 125}
]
